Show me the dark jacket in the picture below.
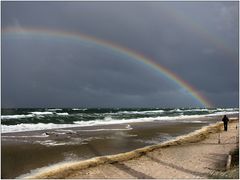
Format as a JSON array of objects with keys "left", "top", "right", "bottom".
[{"left": 222, "top": 115, "right": 229, "bottom": 124}]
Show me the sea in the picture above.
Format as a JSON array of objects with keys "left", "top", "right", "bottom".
[{"left": 1, "top": 107, "right": 239, "bottom": 133}]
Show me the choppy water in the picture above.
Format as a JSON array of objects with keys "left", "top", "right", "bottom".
[{"left": 1, "top": 108, "right": 238, "bottom": 133}]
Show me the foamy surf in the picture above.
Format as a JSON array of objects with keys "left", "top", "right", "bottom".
[
  {"left": 2, "top": 108, "right": 238, "bottom": 133},
  {"left": 2, "top": 110, "right": 238, "bottom": 133},
  {"left": 56, "top": 112, "right": 69, "bottom": 116},
  {"left": 1, "top": 114, "right": 35, "bottom": 119},
  {"left": 30, "top": 111, "right": 54, "bottom": 115},
  {"left": 1, "top": 123, "right": 81, "bottom": 133}
]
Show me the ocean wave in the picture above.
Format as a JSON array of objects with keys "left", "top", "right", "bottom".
[
  {"left": 216, "top": 108, "right": 239, "bottom": 111},
  {"left": 226, "top": 108, "right": 239, "bottom": 111},
  {"left": 1, "top": 114, "right": 34, "bottom": 120},
  {"left": 182, "top": 108, "right": 209, "bottom": 112},
  {"left": 206, "top": 111, "right": 239, "bottom": 117},
  {"left": 72, "top": 115, "right": 192, "bottom": 127},
  {"left": 56, "top": 113, "right": 69, "bottom": 116},
  {"left": 116, "top": 109, "right": 165, "bottom": 114},
  {"left": 74, "top": 111, "right": 238, "bottom": 126},
  {"left": 72, "top": 108, "right": 87, "bottom": 111},
  {"left": 1, "top": 123, "right": 80, "bottom": 133},
  {"left": 169, "top": 108, "right": 182, "bottom": 112},
  {"left": 1, "top": 111, "right": 67, "bottom": 120},
  {"left": 2, "top": 110, "right": 238, "bottom": 133},
  {"left": 1, "top": 122, "right": 132, "bottom": 134},
  {"left": 47, "top": 109, "right": 63, "bottom": 111},
  {"left": 31, "top": 112, "right": 54, "bottom": 115}
]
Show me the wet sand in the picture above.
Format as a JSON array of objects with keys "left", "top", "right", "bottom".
[{"left": 1, "top": 114, "right": 238, "bottom": 178}]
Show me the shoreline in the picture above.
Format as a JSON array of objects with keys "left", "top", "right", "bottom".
[{"left": 24, "top": 118, "right": 239, "bottom": 179}]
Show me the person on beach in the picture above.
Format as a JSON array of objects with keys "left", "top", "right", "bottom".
[{"left": 222, "top": 115, "right": 229, "bottom": 131}]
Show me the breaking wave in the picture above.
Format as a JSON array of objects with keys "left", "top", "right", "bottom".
[{"left": 1, "top": 108, "right": 238, "bottom": 133}]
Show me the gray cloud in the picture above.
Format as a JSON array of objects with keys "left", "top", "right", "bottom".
[{"left": 2, "top": 1, "right": 238, "bottom": 108}]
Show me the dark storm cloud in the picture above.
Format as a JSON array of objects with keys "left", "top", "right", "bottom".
[{"left": 1, "top": 1, "right": 238, "bottom": 108}]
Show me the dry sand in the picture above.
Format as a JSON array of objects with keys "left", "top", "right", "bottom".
[{"left": 27, "top": 119, "right": 239, "bottom": 179}]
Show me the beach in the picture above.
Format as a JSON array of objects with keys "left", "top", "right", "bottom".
[
  {"left": 25, "top": 118, "right": 239, "bottom": 179},
  {"left": 1, "top": 108, "right": 238, "bottom": 179},
  {"left": 2, "top": 1, "right": 239, "bottom": 178}
]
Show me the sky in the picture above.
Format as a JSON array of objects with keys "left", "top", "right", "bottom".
[{"left": 1, "top": 1, "right": 239, "bottom": 108}]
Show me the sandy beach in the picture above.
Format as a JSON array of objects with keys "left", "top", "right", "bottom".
[{"left": 25, "top": 118, "right": 239, "bottom": 179}]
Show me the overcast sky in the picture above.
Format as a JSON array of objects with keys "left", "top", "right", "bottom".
[{"left": 1, "top": 1, "right": 239, "bottom": 108}]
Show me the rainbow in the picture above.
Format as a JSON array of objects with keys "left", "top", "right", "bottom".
[{"left": 2, "top": 27, "right": 212, "bottom": 107}]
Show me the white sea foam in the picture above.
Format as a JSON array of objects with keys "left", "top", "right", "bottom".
[
  {"left": 1, "top": 114, "right": 34, "bottom": 120},
  {"left": 169, "top": 108, "right": 182, "bottom": 112},
  {"left": 56, "top": 113, "right": 69, "bottom": 116},
  {"left": 226, "top": 108, "right": 239, "bottom": 111},
  {"left": 30, "top": 112, "right": 53, "bottom": 115},
  {"left": 1, "top": 123, "right": 80, "bottom": 133},
  {"left": 206, "top": 111, "right": 239, "bottom": 117},
  {"left": 216, "top": 108, "right": 238, "bottom": 111}
]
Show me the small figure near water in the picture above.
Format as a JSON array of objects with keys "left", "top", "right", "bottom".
[{"left": 222, "top": 115, "right": 229, "bottom": 131}]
